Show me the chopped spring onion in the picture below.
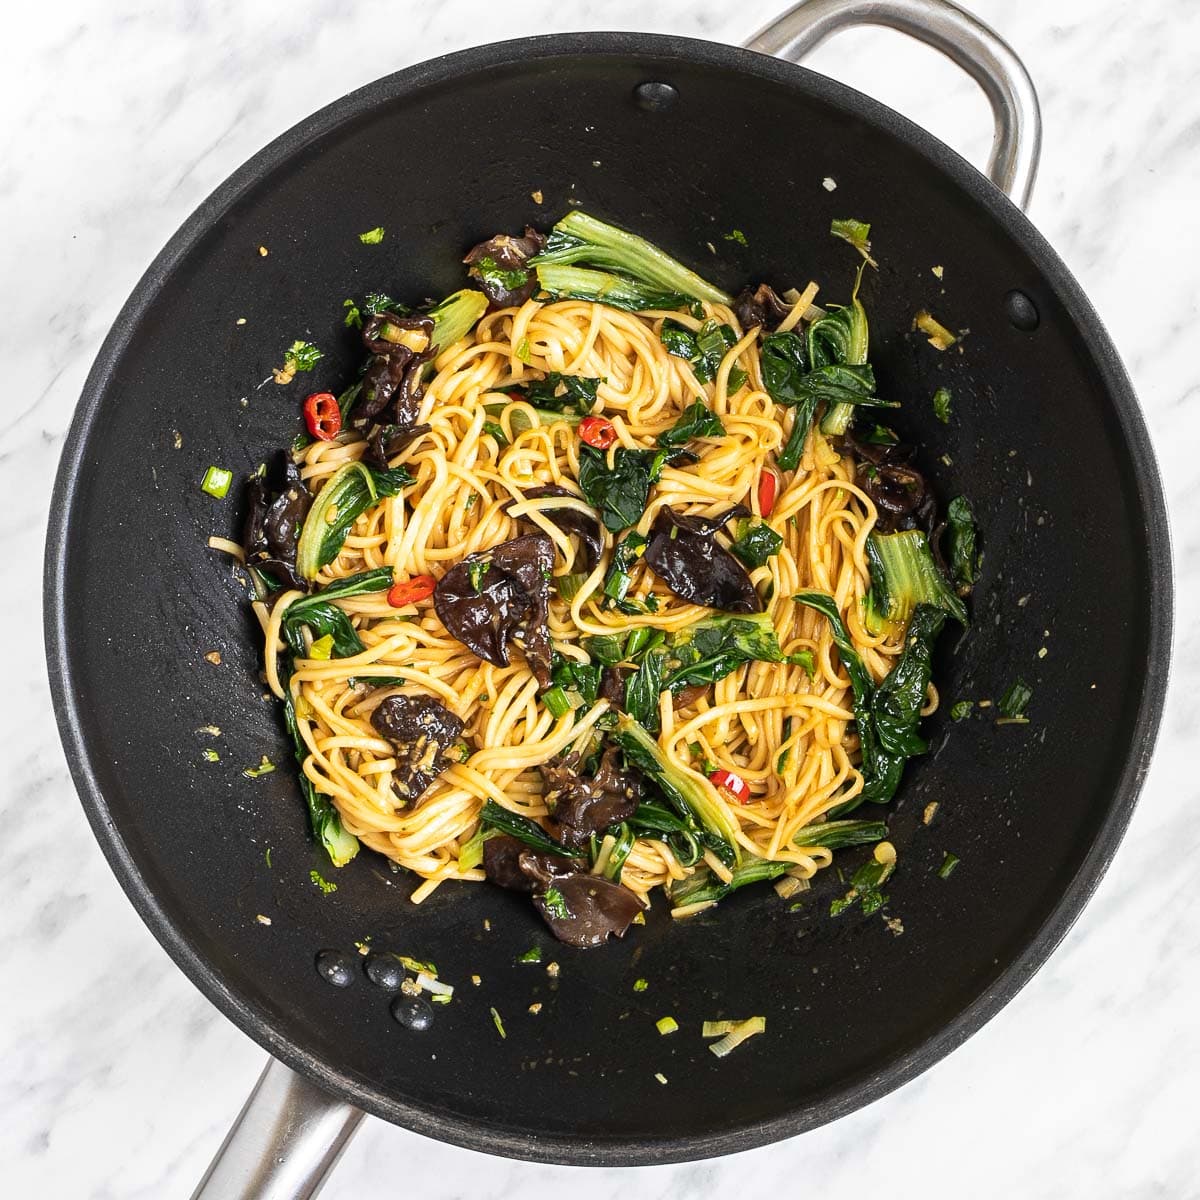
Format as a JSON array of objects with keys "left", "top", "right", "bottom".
[
  {"left": 998, "top": 679, "right": 1033, "bottom": 719},
  {"left": 358, "top": 226, "right": 385, "bottom": 244},
  {"left": 458, "top": 827, "right": 485, "bottom": 872},
  {"left": 655, "top": 1072, "right": 669, "bottom": 1085},
  {"left": 633, "top": 978, "right": 649, "bottom": 993},
  {"left": 773, "top": 875, "right": 805, "bottom": 899},
  {"left": 490, "top": 1006, "right": 506, "bottom": 1038},
  {"left": 830, "top": 218, "right": 877, "bottom": 267},
  {"left": 656, "top": 1016, "right": 679, "bottom": 1035},
  {"left": 542, "top": 686, "right": 573, "bottom": 719},
  {"left": 555, "top": 572, "right": 587, "bottom": 603},
  {"left": 915, "top": 310, "right": 957, "bottom": 350},
  {"left": 937, "top": 852, "right": 961, "bottom": 879},
  {"left": 950, "top": 700, "right": 973, "bottom": 721},
  {"left": 415, "top": 971, "right": 453, "bottom": 997},
  {"left": 706, "top": 1016, "right": 766, "bottom": 1058},
  {"left": 669, "top": 899, "right": 717, "bottom": 919},
  {"left": 932, "top": 386, "right": 952, "bottom": 423},
  {"left": 309, "top": 870, "right": 337, "bottom": 895},
  {"left": 701, "top": 1020, "right": 737, "bottom": 1037},
  {"left": 243, "top": 756, "right": 275, "bottom": 778},
  {"left": 201, "top": 748, "right": 219, "bottom": 762},
  {"left": 516, "top": 946, "right": 543, "bottom": 964},
  {"left": 201, "top": 466, "right": 233, "bottom": 499},
  {"left": 308, "top": 634, "right": 334, "bottom": 660}
]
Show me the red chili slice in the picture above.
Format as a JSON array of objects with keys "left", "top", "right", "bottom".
[
  {"left": 304, "top": 392, "right": 341, "bottom": 441},
  {"left": 578, "top": 415, "right": 617, "bottom": 450},
  {"left": 709, "top": 768, "right": 751, "bottom": 804},
  {"left": 387, "top": 575, "right": 437, "bottom": 607},
  {"left": 756, "top": 470, "right": 779, "bottom": 517}
]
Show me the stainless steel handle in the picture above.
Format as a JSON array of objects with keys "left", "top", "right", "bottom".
[
  {"left": 745, "top": 0, "right": 1042, "bottom": 209},
  {"left": 191, "top": 1057, "right": 365, "bottom": 1200}
]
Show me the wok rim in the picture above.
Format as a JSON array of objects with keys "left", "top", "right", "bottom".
[{"left": 42, "top": 31, "right": 1174, "bottom": 1165}]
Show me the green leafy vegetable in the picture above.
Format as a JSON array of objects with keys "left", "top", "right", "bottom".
[
  {"left": 473, "top": 254, "right": 531, "bottom": 294},
  {"left": 792, "top": 819, "right": 888, "bottom": 850},
  {"left": 507, "top": 372, "right": 601, "bottom": 416},
  {"left": 937, "top": 852, "right": 961, "bottom": 879},
  {"left": 531, "top": 210, "right": 731, "bottom": 306},
  {"left": 865, "top": 529, "right": 968, "bottom": 634},
  {"left": 662, "top": 612, "right": 783, "bottom": 693},
  {"left": 582, "top": 632, "right": 626, "bottom": 666},
  {"left": 946, "top": 496, "right": 980, "bottom": 591},
  {"left": 998, "top": 680, "right": 1032, "bottom": 719},
  {"left": 358, "top": 226, "right": 385, "bottom": 244},
  {"left": 812, "top": 290, "right": 870, "bottom": 436},
  {"left": 482, "top": 420, "right": 509, "bottom": 445},
  {"left": 658, "top": 318, "right": 741, "bottom": 385},
  {"left": 627, "top": 801, "right": 704, "bottom": 868},
  {"left": 932, "top": 386, "right": 952, "bottom": 424},
  {"left": 669, "top": 855, "right": 792, "bottom": 907},
  {"left": 830, "top": 857, "right": 892, "bottom": 917},
  {"left": 830, "top": 218, "right": 877, "bottom": 267},
  {"left": 201, "top": 466, "right": 233, "bottom": 499},
  {"left": 536, "top": 264, "right": 692, "bottom": 312},
  {"left": 600, "top": 531, "right": 649, "bottom": 610},
  {"left": 624, "top": 643, "right": 667, "bottom": 732},
  {"left": 729, "top": 519, "right": 783, "bottom": 569},
  {"left": 428, "top": 288, "right": 488, "bottom": 352},
  {"left": 611, "top": 713, "right": 740, "bottom": 861},
  {"left": 577, "top": 444, "right": 661, "bottom": 532},
  {"left": 656, "top": 400, "right": 725, "bottom": 448},
  {"left": 479, "top": 798, "right": 584, "bottom": 858},
  {"left": 295, "top": 461, "right": 414, "bottom": 579}
]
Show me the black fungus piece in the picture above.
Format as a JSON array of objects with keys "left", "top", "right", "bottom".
[
  {"left": 840, "top": 432, "right": 937, "bottom": 534},
  {"left": 528, "top": 869, "right": 645, "bottom": 949},
  {"left": 391, "top": 994, "right": 434, "bottom": 1031},
  {"left": 733, "top": 283, "right": 792, "bottom": 331},
  {"left": 315, "top": 950, "right": 355, "bottom": 988},
  {"left": 362, "top": 422, "right": 432, "bottom": 470},
  {"left": 505, "top": 484, "right": 604, "bottom": 574},
  {"left": 463, "top": 227, "right": 547, "bottom": 308},
  {"left": 370, "top": 694, "right": 465, "bottom": 806},
  {"left": 433, "top": 533, "right": 555, "bottom": 685},
  {"left": 243, "top": 451, "right": 312, "bottom": 589},
  {"left": 364, "top": 954, "right": 406, "bottom": 991},
  {"left": 483, "top": 835, "right": 577, "bottom": 894},
  {"left": 643, "top": 505, "right": 761, "bottom": 613},
  {"left": 599, "top": 666, "right": 628, "bottom": 708},
  {"left": 353, "top": 345, "right": 434, "bottom": 431},
  {"left": 541, "top": 746, "right": 640, "bottom": 850},
  {"left": 361, "top": 311, "right": 435, "bottom": 357}
]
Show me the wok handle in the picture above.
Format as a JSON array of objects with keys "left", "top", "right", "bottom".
[
  {"left": 190, "top": 1057, "right": 365, "bottom": 1200},
  {"left": 744, "top": 0, "right": 1042, "bottom": 209}
]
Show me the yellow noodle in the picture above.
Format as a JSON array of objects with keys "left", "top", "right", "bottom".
[{"left": 267, "top": 297, "right": 914, "bottom": 902}]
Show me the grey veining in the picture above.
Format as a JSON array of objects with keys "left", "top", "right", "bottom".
[{"left": 3, "top": 0, "right": 1197, "bottom": 1195}]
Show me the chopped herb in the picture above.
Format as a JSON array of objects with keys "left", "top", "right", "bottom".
[
  {"left": 285, "top": 340, "right": 322, "bottom": 372},
  {"left": 516, "top": 946, "right": 543, "bottom": 964},
  {"left": 830, "top": 218, "right": 877, "bottom": 266},
  {"left": 830, "top": 857, "right": 893, "bottom": 917},
  {"left": 516, "top": 336, "right": 532, "bottom": 363},
  {"left": 541, "top": 885, "right": 571, "bottom": 920},
  {"left": 932, "top": 386, "right": 952, "bottom": 424},
  {"left": 265, "top": 847, "right": 273, "bottom": 867},
  {"left": 937, "top": 852, "right": 961, "bottom": 879},
  {"left": 243, "top": 755, "right": 275, "bottom": 778},
  {"left": 656, "top": 1015, "right": 679, "bottom": 1034},
  {"left": 490, "top": 1006, "right": 507, "bottom": 1038},
  {"left": 482, "top": 420, "right": 509, "bottom": 445},
  {"left": 998, "top": 680, "right": 1032, "bottom": 719},
  {"left": 309, "top": 869, "right": 337, "bottom": 895},
  {"left": 358, "top": 226, "right": 385, "bottom": 244},
  {"left": 342, "top": 298, "right": 362, "bottom": 328},
  {"left": 632, "top": 978, "right": 649, "bottom": 992},
  {"left": 950, "top": 700, "right": 973, "bottom": 721},
  {"left": 472, "top": 254, "right": 530, "bottom": 294},
  {"left": 201, "top": 466, "right": 233, "bottom": 499},
  {"left": 467, "top": 560, "right": 489, "bottom": 593},
  {"left": 201, "top": 748, "right": 219, "bottom": 762},
  {"left": 723, "top": 229, "right": 748, "bottom": 246}
]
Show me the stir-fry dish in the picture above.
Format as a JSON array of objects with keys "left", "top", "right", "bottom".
[{"left": 226, "top": 212, "right": 979, "bottom": 948}]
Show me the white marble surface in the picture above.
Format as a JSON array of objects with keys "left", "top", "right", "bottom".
[{"left": 4, "top": 0, "right": 1196, "bottom": 1195}]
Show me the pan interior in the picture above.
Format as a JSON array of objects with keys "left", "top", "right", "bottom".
[{"left": 47, "top": 37, "right": 1168, "bottom": 1162}]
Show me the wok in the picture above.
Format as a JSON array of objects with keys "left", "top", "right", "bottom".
[{"left": 44, "top": 0, "right": 1171, "bottom": 1194}]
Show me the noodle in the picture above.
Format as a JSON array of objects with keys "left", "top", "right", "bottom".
[{"left": 270, "top": 294, "right": 912, "bottom": 906}]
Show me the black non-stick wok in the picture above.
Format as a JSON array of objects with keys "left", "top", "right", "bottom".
[{"left": 44, "top": 0, "right": 1171, "bottom": 1194}]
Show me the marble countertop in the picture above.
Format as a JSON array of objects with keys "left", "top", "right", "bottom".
[{"left": 5, "top": 0, "right": 1196, "bottom": 1195}]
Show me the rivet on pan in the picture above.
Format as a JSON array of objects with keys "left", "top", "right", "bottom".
[
  {"left": 634, "top": 81, "right": 678, "bottom": 111},
  {"left": 1004, "top": 289, "right": 1040, "bottom": 332}
]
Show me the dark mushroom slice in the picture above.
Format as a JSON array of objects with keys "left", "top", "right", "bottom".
[
  {"left": 643, "top": 505, "right": 761, "bottom": 614},
  {"left": 370, "top": 693, "right": 465, "bottom": 806},
  {"left": 839, "top": 431, "right": 936, "bottom": 534},
  {"left": 433, "top": 533, "right": 555, "bottom": 686},
  {"left": 541, "top": 745, "right": 640, "bottom": 850},
  {"left": 483, "top": 835, "right": 575, "bottom": 894},
  {"left": 362, "top": 422, "right": 432, "bottom": 470},
  {"left": 463, "top": 227, "right": 547, "bottom": 308},
  {"left": 733, "top": 282, "right": 792, "bottom": 332},
  {"left": 525, "top": 864, "right": 645, "bottom": 949},
  {"left": 242, "top": 451, "right": 312, "bottom": 591},
  {"left": 504, "top": 484, "right": 604, "bottom": 574},
  {"left": 599, "top": 666, "right": 628, "bottom": 708},
  {"left": 362, "top": 311, "right": 435, "bottom": 357}
]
